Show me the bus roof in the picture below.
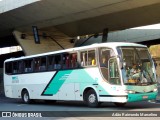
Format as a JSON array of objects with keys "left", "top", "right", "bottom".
[{"left": 4, "top": 42, "right": 147, "bottom": 62}]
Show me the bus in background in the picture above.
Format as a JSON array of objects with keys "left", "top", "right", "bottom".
[{"left": 4, "top": 42, "right": 158, "bottom": 107}]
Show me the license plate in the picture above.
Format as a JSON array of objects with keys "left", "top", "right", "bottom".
[{"left": 143, "top": 96, "right": 148, "bottom": 99}]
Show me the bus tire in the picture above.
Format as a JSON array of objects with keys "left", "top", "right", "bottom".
[
  {"left": 21, "top": 90, "right": 31, "bottom": 104},
  {"left": 85, "top": 89, "right": 99, "bottom": 107},
  {"left": 114, "top": 102, "right": 126, "bottom": 107}
]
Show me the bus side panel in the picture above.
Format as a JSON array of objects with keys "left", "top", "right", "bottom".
[
  {"left": 58, "top": 83, "right": 75, "bottom": 100},
  {"left": 4, "top": 86, "right": 13, "bottom": 98},
  {"left": 4, "top": 67, "right": 128, "bottom": 103},
  {"left": 41, "top": 68, "right": 103, "bottom": 101},
  {"left": 4, "top": 72, "right": 58, "bottom": 100},
  {"left": 75, "top": 83, "right": 81, "bottom": 101},
  {"left": 4, "top": 74, "right": 14, "bottom": 98}
]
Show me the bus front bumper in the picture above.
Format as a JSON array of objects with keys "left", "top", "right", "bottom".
[{"left": 127, "top": 91, "right": 158, "bottom": 102}]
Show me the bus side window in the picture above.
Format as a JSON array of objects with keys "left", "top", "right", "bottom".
[
  {"left": 65, "top": 54, "right": 70, "bottom": 68},
  {"left": 71, "top": 53, "right": 78, "bottom": 68},
  {"left": 80, "top": 50, "right": 96, "bottom": 67},
  {"left": 39, "top": 57, "right": 46, "bottom": 71},
  {"left": 5, "top": 62, "right": 12, "bottom": 74},
  {"left": 47, "top": 55, "right": 54, "bottom": 70},
  {"left": 99, "top": 48, "right": 110, "bottom": 68},
  {"left": 34, "top": 58, "right": 40, "bottom": 72},
  {"left": 80, "top": 51, "right": 87, "bottom": 67},
  {"left": 62, "top": 53, "right": 70, "bottom": 69},
  {"left": 17, "top": 61, "right": 23, "bottom": 73},
  {"left": 55, "top": 54, "right": 61, "bottom": 69},
  {"left": 99, "top": 48, "right": 113, "bottom": 81},
  {"left": 13, "top": 62, "right": 18, "bottom": 74},
  {"left": 12, "top": 61, "right": 23, "bottom": 74},
  {"left": 62, "top": 53, "right": 78, "bottom": 69},
  {"left": 24, "top": 59, "right": 33, "bottom": 73},
  {"left": 88, "top": 50, "right": 96, "bottom": 66}
]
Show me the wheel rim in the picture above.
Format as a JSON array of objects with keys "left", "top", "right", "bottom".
[
  {"left": 88, "top": 94, "right": 96, "bottom": 103},
  {"left": 23, "top": 93, "right": 29, "bottom": 102}
]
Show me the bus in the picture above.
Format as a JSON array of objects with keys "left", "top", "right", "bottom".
[{"left": 4, "top": 42, "right": 158, "bottom": 107}]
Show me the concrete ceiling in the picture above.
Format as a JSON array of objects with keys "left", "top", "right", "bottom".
[{"left": 1, "top": 0, "right": 160, "bottom": 37}]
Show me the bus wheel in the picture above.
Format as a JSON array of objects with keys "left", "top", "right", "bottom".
[
  {"left": 22, "top": 90, "right": 31, "bottom": 104},
  {"left": 85, "top": 89, "right": 99, "bottom": 107},
  {"left": 114, "top": 102, "right": 126, "bottom": 107}
]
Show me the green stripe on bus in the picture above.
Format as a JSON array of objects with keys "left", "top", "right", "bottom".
[
  {"left": 42, "top": 70, "right": 72, "bottom": 95},
  {"left": 42, "top": 68, "right": 100, "bottom": 96}
]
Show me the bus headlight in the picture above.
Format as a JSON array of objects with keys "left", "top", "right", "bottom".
[
  {"left": 125, "top": 90, "right": 135, "bottom": 94},
  {"left": 153, "top": 88, "right": 158, "bottom": 92}
]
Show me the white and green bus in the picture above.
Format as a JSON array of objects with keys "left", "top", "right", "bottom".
[{"left": 4, "top": 42, "right": 158, "bottom": 107}]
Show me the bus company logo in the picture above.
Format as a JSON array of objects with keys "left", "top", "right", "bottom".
[
  {"left": 12, "top": 76, "right": 19, "bottom": 83},
  {"left": 2, "top": 112, "right": 11, "bottom": 117},
  {"left": 12, "top": 76, "right": 18, "bottom": 81},
  {"left": 59, "top": 74, "right": 70, "bottom": 80}
]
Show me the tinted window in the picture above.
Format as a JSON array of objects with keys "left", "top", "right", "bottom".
[
  {"left": 70, "top": 53, "right": 78, "bottom": 68},
  {"left": 54, "top": 54, "right": 61, "bottom": 69},
  {"left": 47, "top": 55, "right": 55, "bottom": 70},
  {"left": 81, "top": 51, "right": 87, "bottom": 66},
  {"left": 5, "top": 62, "right": 12, "bottom": 74},
  {"left": 62, "top": 53, "right": 78, "bottom": 69},
  {"left": 80, "top": 50, "right": 96, "bottom": 67},
  {"left": 24, "top": 59, "right": 33, "bottom": 73},
  {"left": 39, "top": 57, "right": 46, "bottom": 71},
  {"left": 88, "top": 50, "right": 96, "bottom": 66}
]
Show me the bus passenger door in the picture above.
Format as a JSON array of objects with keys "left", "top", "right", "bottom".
[{"left": 109, "top": 57, "right": 121, "bottom": 85}]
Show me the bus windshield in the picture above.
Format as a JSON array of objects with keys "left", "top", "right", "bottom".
[{"left": 118, "top": 47, "right": 157, "bottom": 85}]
